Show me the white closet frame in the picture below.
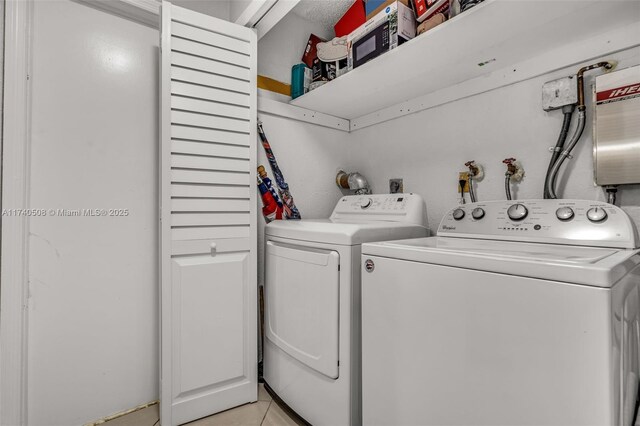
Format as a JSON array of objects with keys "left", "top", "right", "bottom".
[{"left": 1, "top": 0, "right": 32, "bottom": 423}]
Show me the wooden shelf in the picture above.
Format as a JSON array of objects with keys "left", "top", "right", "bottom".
[{"left": 290, "top": 0, "right": 640, "bottom": 121}]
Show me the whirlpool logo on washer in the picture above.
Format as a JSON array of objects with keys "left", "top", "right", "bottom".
[{"left": 365, "top": 259, "right": 375, "bottom": 273}]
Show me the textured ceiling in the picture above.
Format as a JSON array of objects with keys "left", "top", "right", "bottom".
[{"left": 292, "top": 0, "right": 355, "bottom": 26}]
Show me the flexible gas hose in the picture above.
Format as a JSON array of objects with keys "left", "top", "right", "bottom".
[
  {"left": 505, "top": 174, "right": 512, "bottom": 200},
  {"left": 544, "top": 61, "right": 613, "bottom": 199},
  {"left": 469, "top": 175, "right": 477, "bottom": 203},
  {"left": 543, "top": 108, "right": 573, "bottom": 198},
  {"left": 547, "top": 110, "right": 586, "bottom": 199}
]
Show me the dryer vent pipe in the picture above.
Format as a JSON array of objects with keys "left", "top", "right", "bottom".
[{"left": 336, "top": 170, "right": 372, "bottom": 195}]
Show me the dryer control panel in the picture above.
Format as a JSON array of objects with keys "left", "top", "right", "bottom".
[
  {"left": 331, "top": 193, "right": 427, "bottom": 226},
  {"left": 439, "top": 199, "right": 639, "bottom": 249}
]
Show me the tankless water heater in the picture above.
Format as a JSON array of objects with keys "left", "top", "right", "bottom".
[{"left": 594, "top": 65, "right": 640, "bottom": 186}]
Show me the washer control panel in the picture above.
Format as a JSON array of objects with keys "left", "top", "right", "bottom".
[
  {"left": 438, "top": 199, "right": 638, "bottom": 248},
  {"left": 331, "top": 194, "right": 427, "bottom": 226}
]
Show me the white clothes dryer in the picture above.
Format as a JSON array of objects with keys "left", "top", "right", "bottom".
[
  {"left": 361, "top": 199, "right": 640, "bottom": 426},
  {"left": 264, "top": 194, "right": 428, "bottom": 426}
]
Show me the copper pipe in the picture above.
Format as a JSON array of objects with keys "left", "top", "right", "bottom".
[{"left": 576, "top": 61, "right": 614, "bottom": 110}]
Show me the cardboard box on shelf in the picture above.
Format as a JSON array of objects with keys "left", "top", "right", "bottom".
[
  {"left": 412, "top": 0, "right": 449, "bottom": 22},
  {"left": 312, "top": 58, "right": 348, "bottom": 82},
  {"left": 365, "top": 0, "right": 411, "bottom": 20},
  {"left": 365, "top": 0, "right": 387, "bottom": 18},
  {"left": 347, "top": 1, "right": 416, "bottom": 71},
  {"left": 417, "top": 12, "right": 447, "bottom": 34},
  {"left": 335, "top": 0, "right": 367, "bottom": 37}
]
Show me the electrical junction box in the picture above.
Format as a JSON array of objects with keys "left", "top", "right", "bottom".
[
  {"left": 389, "top": 178, "right": 403, "bottom": 193},
  {"left": 457, "top": 172, "right": 469, "bottom": 193},
  {"left": 542, "top": 75, "right": 577, "bottom": 111},
  {"left": 594, "top": 65, "right": 640, "bottom": 186}
]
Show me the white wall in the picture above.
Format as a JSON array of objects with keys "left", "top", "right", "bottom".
[
  {"left": 0, "top": 0, "right": 4, "bottom": 188},
  {"left": 257, "top": 12, "right": 333, "bottom": 84},
  {"left": 346, "top": 47, "right": 640, "bottom": 232},
  {"left": 229, "top": 0, "right": 252, "bottom": 22},
  {"left": 172, "top": 0, "right": 231, "bottom": 20},
  {"left": 28, "top": 2, "right": 158, "bottom": 424}
]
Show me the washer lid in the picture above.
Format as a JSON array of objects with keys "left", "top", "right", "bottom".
[
  {"left": 362, "top": 237, "right": 640, "bottom": 287},
  {"left": 266, "top": 219, "right": 428, "bottom": 246}
]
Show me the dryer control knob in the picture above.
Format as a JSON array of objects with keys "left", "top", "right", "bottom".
[
  {"left": 471, "top": 207, "right": 485, "bottom": 220},
  {"left": 555, "top": 206, "right": 575, "bottom": 221},
  {"left": 586, "top": 207, "right": 608, "bottom": 223},
  {"left": 507, "top": 203, "right": 528, "bottom": 221},
  {"left": 452, "top": 208, "right": 465, "bottom": 220},
  {"left": 360, "top": 198, "right": 373, "bottom": 209}
]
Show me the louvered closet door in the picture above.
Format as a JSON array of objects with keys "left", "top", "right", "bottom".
[{"left": 159, "top": 3, "right": 257, "bottom": 425}]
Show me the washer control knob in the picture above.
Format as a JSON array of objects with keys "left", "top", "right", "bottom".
[
  {"left": 471, "top": 207, "right": 485, "bottom": 220},
  {"left": 507, "top": 203, "right": 528, "bottom": 221},
  {"left": 586, "top": 207, "right": 608, "bottom": 223},
  {"left": 452, "top": 208, "right": 465, "bottom": 220},
  {"left": 360, "top": 198, "right": 373, "bottom": 209},
  {"left": 555, "top": 206, "right": 575, "bottom": 221}
]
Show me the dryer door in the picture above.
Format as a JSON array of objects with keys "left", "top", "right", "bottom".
[{"left": 265, "top": 240, "right": 340, "bottom": 379}]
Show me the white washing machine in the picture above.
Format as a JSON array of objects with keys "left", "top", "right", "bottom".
[
  {"left": 264, "top": 194, "right": 429, "bottom": 426},
  {"left": 361, "top": 199, "right": 640, "bottom": 426}
]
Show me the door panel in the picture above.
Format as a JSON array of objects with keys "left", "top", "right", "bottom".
[
  {"left": 171, "top": 213, "right": 250, "bottom": 227},
  {"left": 171, "top": 140, "right": 250, "bottom": 159},
  {"left": 172, "top": 238, "right": 251, "bottom": 257},
  {"left": 171, "top": 184, "right": 251, "bottom": 199},
  {"left": 160, "top": 2, "right": 257, "bottom": 425},
  {"left": 171, "top": 154, "right": 250, "bottom": 172},
  {"left": 171, "top": 21, "right": 250, "bottom": 55},
  {"left": 171, "top": 52, "right": 251, "bottom": 81},
  {"left": 171, "top": 124, "right": 250, "bottom": 145},
  {"left": 172, "top": 254, "right": 247, "bottom": 394},
  {"left": 170, "top": 65, "right": 249, "bottom": 93},
  {"left": 171, "top": 96, "right": 251, "bottom": 121},
  {"left": 171, "top": 198, "right": 251, "bottom": 212},
  {"left": 170, "top": 82, "right": 250, "bottom": 108},
  {"left": 171, "top": 226, "right": 250, "bottom": 241},
  {"left": 171, "top": 110, "right": 249, "bottom": 133},
  {"left": 265, "top": 241, "right": 340, "bottom": 379},
  {"left": 171, "top": 37, "right": 250, "bottom": 68},
  {"left": 171, "top": 169, "right": 249, "bottom": 185}
]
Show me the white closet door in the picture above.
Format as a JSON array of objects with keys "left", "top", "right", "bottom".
[{"left": 159, "top": 3, "right": 257, "bottom": 425}]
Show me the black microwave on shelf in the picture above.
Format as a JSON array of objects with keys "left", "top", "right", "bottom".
[{"left": 351, "top": 20, "right": 391, "bottom": 69}]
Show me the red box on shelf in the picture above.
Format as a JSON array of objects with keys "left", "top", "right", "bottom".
[
  {"left": 301, "top": 34, "right": 325, "bottom": 68},
  {"left": 413, "top": 0, "right": 449, "bottom": 22},
  {"left": 334, "top": 0, "right": 366, "bottom": 37}
]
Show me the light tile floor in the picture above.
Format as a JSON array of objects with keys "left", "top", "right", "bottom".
[{"left": 104, "top": 384, "right": 304, "bottom": 426}]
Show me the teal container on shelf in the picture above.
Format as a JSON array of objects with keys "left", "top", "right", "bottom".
[{"left": 291, "top": 63, "right": 306, "bottom": 99}]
